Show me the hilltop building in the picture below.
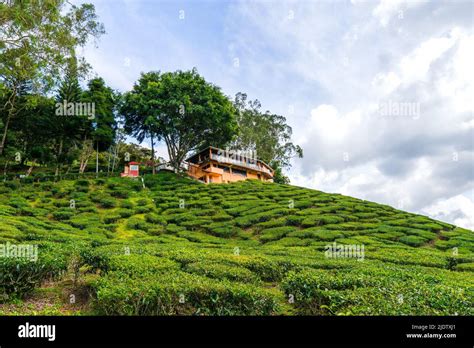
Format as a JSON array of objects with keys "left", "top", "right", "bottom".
[{"left": 186, "top": 146, "right": 274, "bottom": 184}]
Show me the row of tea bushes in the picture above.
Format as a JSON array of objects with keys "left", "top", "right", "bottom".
[
  {"left": 0, "top": 242, "right": 71, "bottom": 301},
  {"left": 281, "top": 264, "right": 474, "bottom": 315}
]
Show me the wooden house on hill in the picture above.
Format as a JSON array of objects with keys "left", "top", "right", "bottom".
[{"left": 186, "top": 146, "right": 274, "bottom": 184}]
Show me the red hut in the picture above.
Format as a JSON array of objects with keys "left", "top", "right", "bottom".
[{"left": 121, "top": 162, "right": 140, "bottom": 177}]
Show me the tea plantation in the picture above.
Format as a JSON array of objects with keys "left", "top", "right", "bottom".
[{"left": 0, "top": 172, "right": 473, "bottom": 315}]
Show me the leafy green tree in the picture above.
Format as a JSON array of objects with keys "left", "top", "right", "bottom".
[
  {"left": 120, "top": 71, "right": 160, "bottom": 174},
  {"left": 121, "top": 69, "right": 238, "bottom": 171},
  {"left": 12, "top": 93, "right": 55, "bottom": 176},
  {"left": 83, "top": 77, "right": 117, "bottom": 177},
  {"left": 0, "top": 0, "right": 104, "bottom": 156},
  {"left": 232, "top": 92, "right": 303, "bottom": 184},
  {"left": 114, "top": 142, "right": 153, "bottom": 170},
  {"left": 51, "top": 56, "right": 86, "bottom": 176}
]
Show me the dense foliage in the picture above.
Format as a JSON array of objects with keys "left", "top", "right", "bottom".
[{"left": 120, "top": 69, "right": 239, "bottom": 171}]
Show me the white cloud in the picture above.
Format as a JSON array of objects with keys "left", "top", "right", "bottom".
[
  {"left": 422, "top": 194, "right": 474, "bottom": 230},
  {"left": 372, "top": 0, "right": 425, "bottom": 27}
]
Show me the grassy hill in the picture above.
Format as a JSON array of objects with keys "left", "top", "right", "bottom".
[{"left": 0, "top": 172, "right": 473, "bottom": 315}]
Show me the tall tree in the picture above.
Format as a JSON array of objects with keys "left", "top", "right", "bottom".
[
  {"left": 51, "top": 56, "right": 86, "bottom": 176},
  {"left": 120, "top": 72, "right": 159, "bottom": 173},
  {"left": 12, "top": 93, "right": 55, "bottom": 176},
  {"left": 121, "top": 69, "right": 238, "bottom": 171},
  {"left": 83, "top": 77, "right": 117, "bottom": 177},
  {"left": 232, "top": 92, "right": 303, "bottom": 184},
  {"left": 0, "top": 0, "right": 104, "bottom": 155}
]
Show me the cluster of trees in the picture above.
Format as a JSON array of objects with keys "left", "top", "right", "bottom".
[{"left": 1, "top": 1, "right": 302, "bottom": 183}]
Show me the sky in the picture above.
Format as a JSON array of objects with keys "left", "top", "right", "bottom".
[{"left": 75, "top": 0, "right": 473, "bottom": 230}]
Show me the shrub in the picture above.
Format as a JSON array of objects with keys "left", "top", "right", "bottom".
[
  {"left": 126, "top": 218, "right": 149, "bottom": 231},
  {"left": 107, "top": 254, "right": 180, "bottom": 276},
  {"left": 301, "top": 215, "right": 345, "bottom": 227},
  {"left": 288, "top": 228, "right": 344, "bottom": 241},
  {"left": 145, "top": 213, "right": 167, "bottom": 225},
  {"left": 117, "top": 208, "right": 134, "bottom": 218},
  {"left": 134, "top": 205, "right": 153, "bottom": 214},
  {"left": 255, "top": 218, "right": 287, "bottom": 230},
  {"left": 103, "top": 214, "right": 121, "bottom": 224},
  {"left": 52, "top": 209, "right": 75, "bottom": 221},
  {"left": 97, "top": 196, "right": 116, "bottom": 209},
  {"left": 235, "top": 209, "right": 287, "bottom": 228},
  {"left": 165, "top": 224, "right": 186, "bottom": 234},
  {"left": 399, "top": 235, "right": 427, "bottom": 247},
  {"left": 281, "top": 268, "right": 378, "bottom": 314},
  {"left": 93, "top": 272, "right": 279, "bottom": 315},
  {"left": 456, "top": 262, "right": 474, "bottom": 272},
  {"left": 0, "top": 248, "right": 68, "bottom": 301},
  {"left": 185, "top": 261, "right": 260, "bottom": 283},
  {"left": 120, "top": 201, "right": 134, "bottom": 209},
  {"left": 69, "top": 213, "right": 101, "bottom": 230},
  {"left": 259, "top": 226, "right": 298, "bottom": 243},
  {"left": 286, "top": 215, "right": 304, "bottom": 226}
]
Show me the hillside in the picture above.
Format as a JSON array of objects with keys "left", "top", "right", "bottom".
[{"left": 0, "top": 172, "right": 473, "bottom": 315}]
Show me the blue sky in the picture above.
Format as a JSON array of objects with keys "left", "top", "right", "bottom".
[{"left": 76, "top": 0, "right": 473, "bottom": 230}]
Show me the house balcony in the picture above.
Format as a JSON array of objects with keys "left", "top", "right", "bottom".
[
  {"left": 203, "top": 166, "right": 224, "bottom": 175},
  {"left": 209, "top": 153, "right": 273, "bottom": 177}
]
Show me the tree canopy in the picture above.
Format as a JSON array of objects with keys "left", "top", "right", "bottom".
[
  {"left": 0, "top": 0, "right": 104, "bottom": 155},
  {"left": 232, "top": 92, "right": 303, "bottom": 183},
  {"left": 121, "top": 68, "right": 238, "bottom": 170}
]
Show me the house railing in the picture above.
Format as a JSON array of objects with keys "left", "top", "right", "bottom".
[{"left": 210, "top": 153, "right": 273, "bottom": 176}]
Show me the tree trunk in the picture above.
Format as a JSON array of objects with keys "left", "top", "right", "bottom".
[
  {"left": 151, "top": 132, "right": 155, "bottom": 175},
  {"left": 26, "top": 160, "right": 36, "bottom": 177},
  {"left": 0, "top": 109, "right": 13, "bottom": 156},
  {"left": 55, "top": 138, "right": 63, "bottom": 177},
  {"left": 79, "top": 139, "right": 93, "bottom": 173},
  {"left": 111, "top": 143, "right": 118, "bottom": 173},
  {"left": 96, "top": 141, "right": 99, "bottom": 178},
  {"left": 0, "top": 89, "right": 18, "bottom": 156},
  {"left": 107, "top": 147, "right": 111, "bottom": 175},
  {"left": 3, "top": 160, "right": 9, "bottom": 181}
]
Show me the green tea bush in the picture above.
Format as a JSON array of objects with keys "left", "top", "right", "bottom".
[
  {"left": 97, "top": 196, "right": 116, "bottom": 209},
  {"left": 116, "top": 208, "right": 134, "bottom": 218},
  {"left": 165, "top": 224, "right": 186, "bottom": 234},
  {"left": 259, "top": 226, "right": 298, "bottom": 243},
  {"left": 126, "top": 218, "right": 149, "bottom": 231},
  {"left": 110, "top": 189, "right": 130, "bottom": 199},
  {"left": 286, "top": 215, "right": 304, "bottom": 226},
  {"left": 93, "top": 272, "right": 279, "bottom": 315},
  {"left": 301, "top": 215, "right": 345, "bottom": 227},
  {"left": 68, "top": 213, "right": 100, "bottom": 229},
  {"left": 103, "top": 214, "right": 122, "bottom": 224},
  {"left": 399, "top": 235, "right": 427, "bottom": 247},
  {"left": 52, "top": 209, "right": 75, "bottom": 221},
  {"left": 120, "top": 201, "right": 134, "bottom": 209},
  {"left": 107, "top": 254, "right": 180, "bottom": 276},
  {"left": 134, "top": 205, "right": 153, "bottom": 214},
  {"left": 144, "top": 213, "right": 166, "bottom": 225},
  {"left": 184, "top": 261, "right": 260, "bottom": 283},
  {"left": 255, "top": 218, "right": 287, "bottom": 230},
  {"left": 0, "top": 248, "right": 68, "bottom": 301}
]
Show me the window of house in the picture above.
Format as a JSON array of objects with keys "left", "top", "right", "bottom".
[
  {"left": 218, "top": 165, "right": 230, "bottom": 172},
  {"left": 232, "top": 168, "right": 247, "bottom": 177}
]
